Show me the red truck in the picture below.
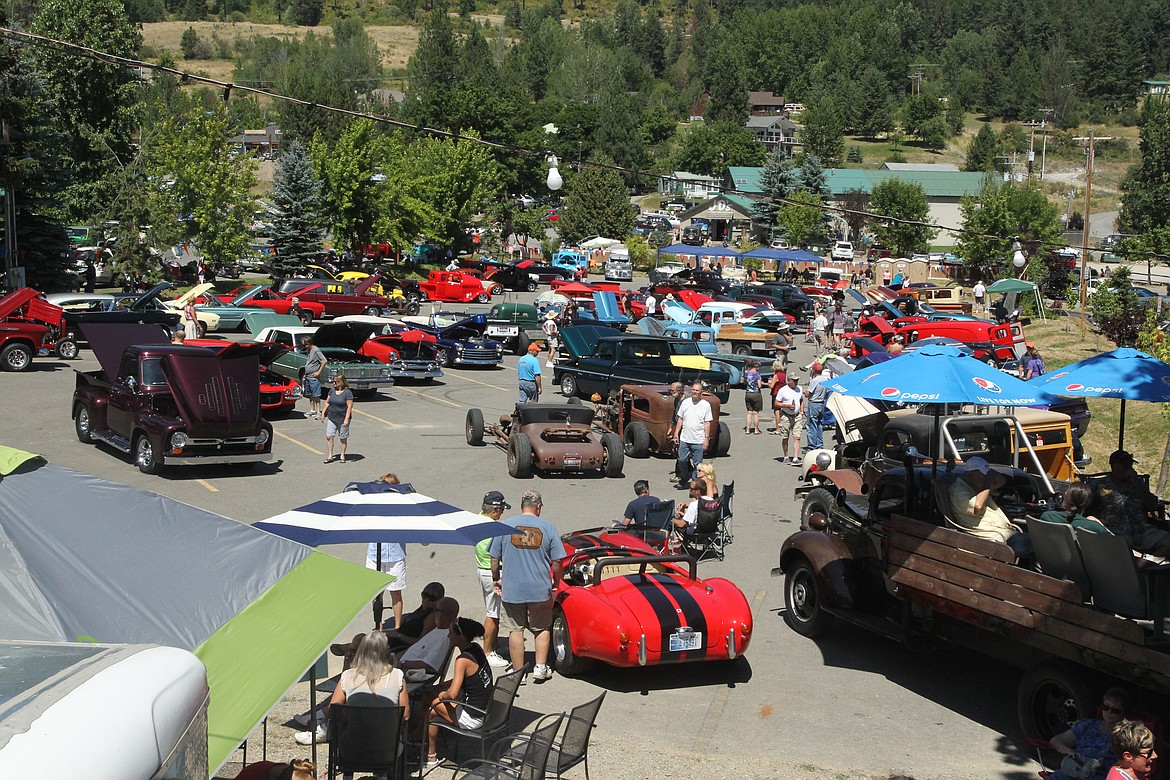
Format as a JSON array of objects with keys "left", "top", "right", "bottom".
[
  {"left": 72, "top": 322, "right": 274, "bottom": 474},
  {"left": 418, "top": 271, "right": 493, "bottom": 303},
  {"left": 0, "top": 288, "right": 74, "bottom": 370}
]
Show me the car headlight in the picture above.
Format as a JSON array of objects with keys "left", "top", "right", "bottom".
[
  {"left": 814, "top": 452, "right": 833, "bottom": 470},
  {"left": 170, "top": 432, "right": 189, "bottom": 448},
  {"left": 456, "top": 344, "right": 465, "bottom": 352},
  {"left": 255, "top": 429, "right": 270, "bottom": 446},
  {"left": 381, "top": 368, "right": 391, "bottom": 377},
  {"left": 286, "top": 386, "right": 303, "bottom": 398}
]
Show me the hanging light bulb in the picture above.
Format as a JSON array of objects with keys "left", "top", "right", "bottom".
[
  {"left": 1012, "top": 250, "right": 1027, "bottom": 268},
  {"left": 546, "top": 154, "right": 562, "bottom": 191}
]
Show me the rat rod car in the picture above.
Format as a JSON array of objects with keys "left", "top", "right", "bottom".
[
  {"left": 72, "top": 323, "right": 273, "bottom": 473},
  {"left": 593, "top": 383, "right": 730, "bottom": 459},
  {"left": 465, "top": 402, "right": 624, "bottom": 479},
  {"left": 552, "top": 528, "right": 752, "bottom": 675}
]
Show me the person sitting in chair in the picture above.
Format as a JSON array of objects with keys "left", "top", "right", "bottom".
[
  {"left": 423, "top": 618, "right": 492, "bottom": 770},
  {"left": 384, "top": 582, "right": 446, "bottom": 650},
  {"left": 397, "top": 597, "right": 460, "bottom": 677},
  {"left": 621, "top": 480, "right": 661, "bottom": 527},
  {"left": 673, "top": 480, "right": 718, "bottom": 535},
  {"left": 1041, "top": 483, "right": 1110, "bottom": 535},
  {"left": 1090, "top": 450, "right": 1170, "bottom": 557},
  {"left": 948, "top": 457, "right": 1032, "bottom": 559}
]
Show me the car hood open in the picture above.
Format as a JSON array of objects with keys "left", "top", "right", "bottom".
[
  {"left": 559, "top": 324, "right": 623, "bottom": 360},
  {"left": 130, "top": 282, "right": 174, "bottom": 311},
  {"left": 162, "top": 351, "right": 262, "bottom": 436},
  {"left": 80, "top": 322, "right": 171, "bottom": 381}
]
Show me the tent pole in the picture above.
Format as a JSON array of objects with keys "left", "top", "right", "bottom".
[
  {"left": 1119, "top": 398, "right": 1126, "bottom": 451},
  {"left": 309, "top": 665, "right": 318, "bottom": 767}
]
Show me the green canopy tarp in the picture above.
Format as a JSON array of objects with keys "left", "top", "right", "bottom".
[
  {"left": 985, "top": 278, "right": 1045, "bottom": 320},
  {"left": 0, "top": 446, "right": 388, "bottom": 774}
]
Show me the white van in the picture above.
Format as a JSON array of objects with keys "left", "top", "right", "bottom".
[
  {"left": 0, "top": 641, "right": 209, "bottom": 779},
  {"left": 604, "top": 246, "right": 633, "bottom": 281}
]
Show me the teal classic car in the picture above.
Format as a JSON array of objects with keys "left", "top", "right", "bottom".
[
  {"left": 253, "top": 325, "right": 396, "bottom": 397},
  {"left": 166, "top": 284, "right": 301, "bottom": 335}
]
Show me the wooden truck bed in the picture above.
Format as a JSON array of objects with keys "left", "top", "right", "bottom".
[{"left": 885, "top": 515, "right": 1170, "bottom": 694}]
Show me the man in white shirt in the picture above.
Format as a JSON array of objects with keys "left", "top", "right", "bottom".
[
  {"left": 645, "top": 293, "right": 657, "bottom": 317},
  {"left": 773, "top": 374, "right": 804, "bottom": 463},
  {"left": 973, "top": 280, "right": 986, "bottom": 311},
  {"left": 812, "top": 309, "right": 829, "bottom": 353},
  {"left": 670, "top": 382, "right": 713, "bottom": 488}
]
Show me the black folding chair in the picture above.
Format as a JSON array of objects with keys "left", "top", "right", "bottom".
[
  {"left": 627, "top": 499, "right": 675, "bottom": 551},
  {"left": 429, "top": 663, "right": 530, "bottom": 770},
  {"left": 452, "top": 712, "right": 565, "bottom": 780},
  {"left": 328, "top": 699, "right": 406, "bottom": 780},
  {"left": 498, "top": 692, "right": 606, "bottom": 780},
  {"left": 684, "top": 481, "right": 734, "bottom": 561}
]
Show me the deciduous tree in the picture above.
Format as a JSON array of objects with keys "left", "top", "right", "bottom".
[
  {"left": 1120, "top": 97, "right": 1170, "bottom": 237},
  {"left": 777, "top": 190, "right": 827, "bottom": 249},
  {"left": 870, "top": 178, "right": 936, "bottom": 256},
  {"left": 672, "top": 121, "right": 764, "bottom": 177},
  {"left": 801, "top": 95, "right": 845, "bottom": 167},
  {"left": 556, "top": 156, "right": 635, "bottom": 243},
  {"left": 956, "top": 180, "right": 1061, "bottom": 279}
]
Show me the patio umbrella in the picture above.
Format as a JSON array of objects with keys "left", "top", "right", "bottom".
[
  {"left": 255, "top": 483, "right": 515, "bottom": 547},
  {"left": 1030, "top": 347, "right": 1170, "bottom": 449}
]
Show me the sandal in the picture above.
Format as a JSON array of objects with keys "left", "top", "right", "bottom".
[
  {"left": 323, "top": 456, "right": 336, "bottom": 463},
  {"left": 425, "top": 754, "right": 442, "bottom": 769},
  {"left": 339, "top": 457, "right": 347, "bottom": 463}
]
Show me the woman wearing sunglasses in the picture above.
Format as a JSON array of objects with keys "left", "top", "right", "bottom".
[{"left": 1047, "top": 688, "right": 1132, "bottom": 779}]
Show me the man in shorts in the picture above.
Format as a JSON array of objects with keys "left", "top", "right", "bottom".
[
  {"left": 301, "top": 336, "right": 328, "bottom": 420},
  {"left": 489, "top": 490, "right": 567, "bottom": 682},
  {"left": 773, "top": 374, "right": 804, "bottom": 462},
  {"left": 474, "top": 490, "right": 512, "bottom": 668}
]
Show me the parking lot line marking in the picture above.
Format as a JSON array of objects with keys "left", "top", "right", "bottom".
[
  {"left": 275, "top": 430, "right": 324, "bottom": 455},
  {"left": 392, "top": 386, "right": 463, "bottom": 409},
  {"left": 196, "top": 479, "right": 219, "bottom": 493},
  {"left": 444, "top": 373, "right": 511, "bottom": 393},
  {"left": 353, "top": 408, "right": 402, "bottom": 429},
  {"left": 695, "top": 588, "right": 767, "bottom": 750}
]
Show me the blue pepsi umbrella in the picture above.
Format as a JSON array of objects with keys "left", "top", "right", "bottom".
[
  {"left": 1030, "top": 347, "right": 1170, "bottom": 448},
  {"left": 825, "top": 344, "right": 1055, "bottom": 406}
]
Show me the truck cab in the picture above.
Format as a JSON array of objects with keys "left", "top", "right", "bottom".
[{"left": 552, "top": 250, "right": 589, "bottom": 280}]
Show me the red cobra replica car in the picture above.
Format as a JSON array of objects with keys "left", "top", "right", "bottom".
[
  {"left": 550, "top": 528, "right": 752, "bottom": 675},
  {"left": 185, "top": 339, "right": 302, "bottom": 417}
]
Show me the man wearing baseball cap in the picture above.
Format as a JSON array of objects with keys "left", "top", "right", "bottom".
[
  {"left": 475, "top": 490, "right": 512, "bottom": 667},
  {"left": 1089, "top": 450, "right": 1169, "bottom": 556},
  {"left": 516, "top": 342, "right": 543, "bottom": 403}
]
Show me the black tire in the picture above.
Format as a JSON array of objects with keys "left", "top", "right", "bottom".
[
  {"left": 406, "top": 291, "right": 422, "bottom": 304},
  {"left": 0, "top": 342, "right": 33, "bottom": 372},
  {"left": 623, "top": 421, "right": 651, "bottom": 458},
  {"left": 800, "top": 487, "right": 836, "bottom": 529},
  {"left": 507, "top": 432, "right": 533, "bottom": 478},
  {"left": 437, "top": 348, "right": 453, "bottom": 369},
  {"left": 465, "top": 408, "right": 485, "bottom": 446},
  {"left": 551, "top": 606, "right": 594, "bottom": 676},
  {"left": 476, "top": 293, "right": 490, "bottom": 304},
  {"left": 713, "top": 420, "right": 731, "bottom": 457},
  {"left": 133, "top": 433, "right": 161, "bottom": 475},
  {"left": 566, "top": 396, "right": 583, "bottom": 406},
  {"left": 299, "top": 311, "right": 314, "bottom": 326},
  {"left": 784, "top": 557, "right": 833, "bottom": 637},
  {"left": 491, "top": 284, "right": 504, "bottom": 296},
  {"left": 197, "top": 320, "right": 208, "bottom": 337},
  {"left": 516, "top": 332, "right": 531, "bottom": 356},
  {"left": 525, "top": 280, "right": 537, "bottom": 292},
  {"left": 733, "top": 344, "right": 751, "bottom": 356},
  {"left": 364, "top": 306, "right": 382, "bottom": 316},
  {"left": 74, "top": 404, "right": 94, "bottom": 443},
  {"left": 560, "top": 373, "right": 578, "bottom": 398},
  {"left": 56, "top": 338, "right": 80, "bottom": 360},
  {"left": 1017, "top": 663, "right": 1099, "bottom": 743},
  {"left": 601, "top": 432, "right": 624, "bottom": 477},
  {"left": 405, "top": 301, "right": 421, "bottom": 316}
]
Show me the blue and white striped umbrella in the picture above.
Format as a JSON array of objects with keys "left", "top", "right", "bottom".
[{"left": 255, "top": 484, "right": 515, "bottom": 547}]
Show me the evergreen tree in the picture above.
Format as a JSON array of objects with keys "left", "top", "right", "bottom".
[
  {"left": 751, "top": 146, "right": 792, "bottom": 242},
  {"left": 405, "top": 3, "right": 461, "bottom": 130},
  {"left": 870, "top": 179, "right": 936, "bottom": 256},
  {"left": 854, "top": 67, "right": 894, "bottom": 139},
  {"left": 504, "top": 0, "right": 521, "bottom": 28},
  {"left": 701, "top": 34, "right": 749, "bottom": 125},
  {"left": 801, "top": 95, "right": 845, "bottom": 167},
  {"left": 797, "top": 153, "right": 828, "bottom": 199},
  {"left": 965, "top": 123, "right": 999, "bottom": 172},
  {"left": 270, "top": 141, "right": 326, "bottom": 274},
  {"left": 289, "top": 0, "right": 323, "bottom": 25},
  {"left": 557, "top": 156, "right": 636, "bottom": 243},
  {"left": 1119, "top": 97, "right": 1170, "bottom": 236}
]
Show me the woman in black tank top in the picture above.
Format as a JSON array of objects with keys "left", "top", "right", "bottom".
[{"left": 424, "top": 619, "right": 494, "bottom": 768}]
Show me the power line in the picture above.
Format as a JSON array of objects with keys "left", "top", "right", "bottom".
[{"left": 1, "top": 25, "right": 1168, "bottom": 263}]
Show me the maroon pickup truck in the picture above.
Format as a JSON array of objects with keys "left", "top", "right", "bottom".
[
  {"left": 274, "top": 275, "right": 419, "bottom": 317},
  {"left": 0, "top": 288, "right": 58, "bottom": 371},
  {"left": 72, "top": 323, "right": 274, "bottom": 474}
]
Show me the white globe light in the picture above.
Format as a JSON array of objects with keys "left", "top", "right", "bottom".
[
  {"left": 1012, "top": 250, "right": 1026, "bottom": 268},
  {"left": 546, "top": 155, "right": 562, "bottom": 191}
]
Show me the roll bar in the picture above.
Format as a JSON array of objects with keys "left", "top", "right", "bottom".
[{"left": 591, "top": 554, "right": 697, "bottom": 586}]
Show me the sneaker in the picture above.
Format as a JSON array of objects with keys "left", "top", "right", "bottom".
[
  {"left": 292, "top": 710, "right": 323, "bottom": 729},
  {"left": 424, "top": 755, "right": 443, "bottom": 770},
  {"left": 486, "top": 652, "right": 510, "bottom": 668},
  {"left": 533, "top": 663, "right": 553, "bottom": 682},
  {"left": 294, "top": 724, "right": 327, "bottom": 745}
]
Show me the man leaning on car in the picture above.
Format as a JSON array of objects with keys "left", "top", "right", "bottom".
[{"left": 489, "top": 490, "right": 567, "bottom": 683}]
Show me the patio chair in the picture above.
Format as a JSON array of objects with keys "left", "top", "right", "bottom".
[
  {"left": 685, "top": 481, "right": 735, "bottom": 561},
  {"left": 430, "top": 663, "right": 530, "bottom": 767},
  {"left": 1026, "top": 516, "right": 1092, "bottom": 600},
  {"left": 1076, "top": 527, "right": 1170, "bottom": 633},
  {"left": 452, "top": 713, "right": 565, "bottom": 780},
  {"left": 327, "top": 699, "right": 406, "bottom": 780},
  {"left": 499, "top": 692, "right": 606, "bottom": 780}
]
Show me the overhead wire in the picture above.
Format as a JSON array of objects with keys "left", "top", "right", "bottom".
[{"left": 1, "top": 24, "right": 1168, "bottom": 263}]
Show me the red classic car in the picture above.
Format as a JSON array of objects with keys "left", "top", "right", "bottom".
[
  {"left": 550, "top": 528, "right": 752, "bottom": 675},
  {"left": 215, "top": 285, "right": 325, "bottom": 323},
  {"left": 184, "top": 339, "right": 302, "bottom": 417},
  {"left": 418, "top": 271, "right": 493, "bottom": 304}
]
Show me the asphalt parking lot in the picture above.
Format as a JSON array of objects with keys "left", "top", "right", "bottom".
[{"left": 0, "top": 298, "right": 1044, "bottom": 780}]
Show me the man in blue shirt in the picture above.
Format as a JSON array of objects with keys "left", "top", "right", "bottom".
[
  {"left": 515, "top": 342, "right": 543, "bottom": 403},
  {"left": 489, "top": 490, "right": 566, "bottom": 682},
  {"left": 621, "top": 480, "right": 660, "bottom": 527}
]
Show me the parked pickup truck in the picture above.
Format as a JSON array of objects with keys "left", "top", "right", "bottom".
[
  {"left": 72, "top": 323, "right": 273, "bottom": 474},
  {"left": 553, "top": 325, "right": 731, "bottom": 403},
  {"left": 485, "top": 303, "right": 547, "bottom": 355},
  {"left": 777, "top": 464, "right": 1170, "bottom": 750},
  {"left": 0, "top": 288, "right": 61, "bottom": 370}
]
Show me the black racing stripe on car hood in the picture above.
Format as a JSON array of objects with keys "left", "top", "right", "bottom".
[
  {"left": 647, "top": 573, "right": 709, "bottom": 661},
  {"left": 628, "top": 578, "right": 678, "bottom": 654}
]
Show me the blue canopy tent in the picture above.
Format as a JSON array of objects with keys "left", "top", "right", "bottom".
[
  {"left": 740, "top": 247, "right": 826, "bottom": 274},
  {"left": 655, "top": 243, "right": 743, "bottom": 268}
]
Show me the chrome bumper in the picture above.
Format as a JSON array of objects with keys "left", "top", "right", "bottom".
[{"left": 162, "top": 452, "right": 273, "bottom": 465}]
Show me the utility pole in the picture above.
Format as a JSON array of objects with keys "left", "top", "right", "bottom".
[{"left": 1073, "top": 130, "right": 1114, "bottom": 321}]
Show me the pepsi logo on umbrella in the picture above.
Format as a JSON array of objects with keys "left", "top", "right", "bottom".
[{"left": 972, "top": 377, "right": 1001, "bottom": 393}]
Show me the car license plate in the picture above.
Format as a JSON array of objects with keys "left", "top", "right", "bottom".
[
  {"left": 488, "top": 326, "right": 518, "bottom": 336},
  {"left": 563, "top": 456, "right": 581, "bottom": 468},
  {"left": 410, "top": 372, "right": 431, "bottom": 379},
  {"left": 669, "top": 632, "right": 702, "bottom": 652}
]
